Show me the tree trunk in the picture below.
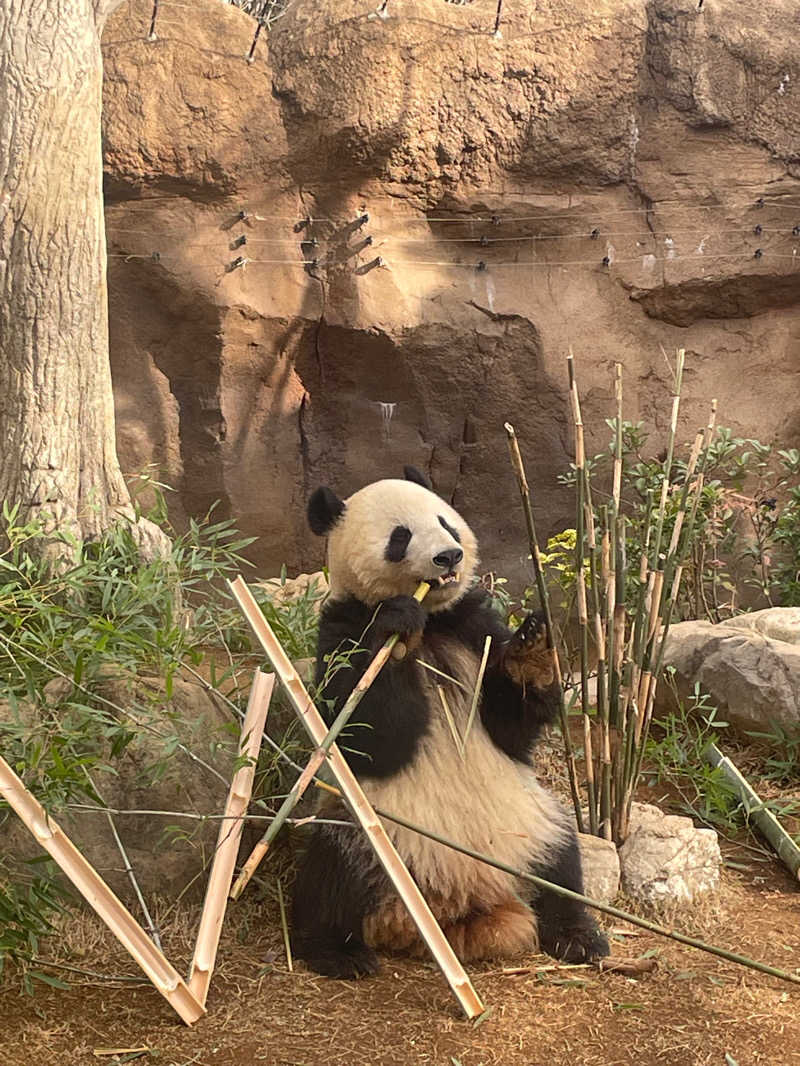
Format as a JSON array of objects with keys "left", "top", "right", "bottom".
[{"left": 0, "top": 0, "right": 161, "bottom": 557}]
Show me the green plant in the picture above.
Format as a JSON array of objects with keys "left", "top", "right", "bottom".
[
  {"left": 0, "top": 489, "right": 320, "bottom": 984},
  {"left": 566, "top": 423, "right": 800, "bottom": 619},
  {"left": 645, "top": 681, "right": 740, "bottom": 833}
]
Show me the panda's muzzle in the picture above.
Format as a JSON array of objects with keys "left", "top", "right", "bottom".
[{"left": 430, "top": 547, "right": 463, "bottom": 586}]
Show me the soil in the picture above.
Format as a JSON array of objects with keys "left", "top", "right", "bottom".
[{"left": 2, "top": 836, "right": 799, "bottom": 1066}]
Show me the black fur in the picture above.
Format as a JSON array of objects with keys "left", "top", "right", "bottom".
[
  {"left": 403, "top": 465, "right": 432, "bottom": 490},
  {"left": 385, "top": 524, "right": 413, "bottom": 562},
  {"left": 529, "top": 829, "right": 610, "bottom": 963},
  {"left": 427, "top": 588, "right": 560, "bottom": 762},
  {"left": 315, "top": 595, "right": 429, "bottom": 778},
  {"left": 308, "top": 487, "right": 346, "bottom": 535},
  {"left": 291, "top": 815, "right": 389, "bottom": 978},
  {"left": 438, "top": 514, "right": 461, "bottom": 543}
]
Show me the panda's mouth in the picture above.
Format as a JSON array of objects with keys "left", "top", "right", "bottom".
[{"left": 428, "top": 570, "right": 460, "bottom": 589}]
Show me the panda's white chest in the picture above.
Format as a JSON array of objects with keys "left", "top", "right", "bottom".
[{"left": 360, "top": 637, "right": 566, "bottom": 905}]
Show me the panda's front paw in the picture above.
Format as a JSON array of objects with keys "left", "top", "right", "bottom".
[
  {"left": 370, "top": 596, "right": 427, "bottom": 649},
  {"left": 502, "top": 612, "right": 556, "bottom": 689},
  {"left": 539, "top": 921, "right": 610, "bottom": 964}
]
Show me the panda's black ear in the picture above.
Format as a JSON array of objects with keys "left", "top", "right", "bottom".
[
  {"left": 403, "top": 465, "right": 432, "bottom": 491},
  {"left": 307, "top": 487, "right": 346, "bottom": 536}
]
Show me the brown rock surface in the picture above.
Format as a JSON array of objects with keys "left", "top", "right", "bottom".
[{"left": 102, "top": 0, "right": 800, "bottom": 581}]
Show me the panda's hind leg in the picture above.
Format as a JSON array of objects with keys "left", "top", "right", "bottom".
[
  {"left": 291, "top": 822, "right": 386, "bottom": 979},
  {"left": 441, "top": 899, "right": 537, "bottom": 962},
  {"left": 530, "top": 825, "right": 610, "bottom": 964}
]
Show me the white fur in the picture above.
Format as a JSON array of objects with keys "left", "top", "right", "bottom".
[
  {"left": 361, "top": 638, "right": 567, "bottom": 911},
  {"left": 326, "top": 479, "right": 479, "bottom": 612}
]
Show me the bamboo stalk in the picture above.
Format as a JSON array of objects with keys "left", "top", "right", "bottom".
[
  {"left": 622, "top": 414, "right": 713, "bottom": 835},
  {"left": 463, "top": 635, "right": 492, "bottom": 747},
  {"left": 226, "top": 576, "right": 485, "bottom": 1020},
  {"left": 504, "top": 422, "right": 584, "bottom": 832},
  {"left": 230, "top": 580, "right": 431, "bottom": 895},
  {"left": 650, "top": 349, "right": 685, "bottom": 571},
  {"left": 0, "top": 754, "right": 205, "bottom": 1025},
  {"left": 370, "top": 804, "right": 800, "bottom": 988},
  {"left": 82, "top": 767, "right": 163, "bottom": 952},
  {"left": 568, "top": 358, "right": 597, "bottom": 835},
  {"left": 276, "top": 878, "right": 294, "bottom": 972},
  {"left": 188, "top": 670, "right": 274, "bottom": 1006},
  {"left": 704, "top": 743, "right": 800, "bottom": 881}
]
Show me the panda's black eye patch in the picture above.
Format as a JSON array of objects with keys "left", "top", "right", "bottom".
[
  {"left": 385, "top": 525, "right": 412, "bottom": 562},
  {"left": 438, "top": 515, "right": 461, "bottom": 544}
]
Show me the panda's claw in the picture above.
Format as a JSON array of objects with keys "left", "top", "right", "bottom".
[
  {"left": 502, "top": 611, "right": 555, "bottom": 689},
  {"left": 540, "top": 922, "right": 610, "bottom": 964}
]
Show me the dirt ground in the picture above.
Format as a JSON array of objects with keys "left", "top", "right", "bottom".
[{"left": 2, "top": 842, "right": 799, "bottom": 1066}]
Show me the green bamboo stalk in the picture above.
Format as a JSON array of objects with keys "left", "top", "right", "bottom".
[
  {"left": 650, "top": 349, "right": 685, "bottom": 572},
  {"left": 567, "top": 356, "right": 597, "bottom": 835},
  {"left": 369, "top": 804, "right": 800, "bottom": 988},
  {"left": 301, "top": 773, "right": 800, "bottom": 985},
  {"left": 622, "top": 420, "right": 712, "bottom": 834},
  {"left": 704, "top": 743, "right": 800, "bottom": 881},
  {"left": 505, "top": 422, "right": 584, "bottom": 833}
]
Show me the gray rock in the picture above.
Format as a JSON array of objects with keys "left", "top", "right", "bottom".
[
  {"left": 618, "top": 803, "right": 721, "bottom": 906},
  {"left": 722, "top": 606, "right": 800, "bottom": 646},
  {"left": 577, "top": 832, "right": 620, "bottom": 904},
  {"left": 1, "top": 676, "right": 236, "bottom": 900},
  {"left": 655, "top": 613, "right": 800, "bottom": 736}
]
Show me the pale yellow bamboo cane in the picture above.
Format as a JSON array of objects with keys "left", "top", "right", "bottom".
[
  {"left": 188, "top": 670, "right": 275, "bottom": 1006},
  {"left": 0, "top": 755, "right": 204, "bottom": 1026},
  {"left": 227, "top": 576, "right": 485, "bottom": 1020}
]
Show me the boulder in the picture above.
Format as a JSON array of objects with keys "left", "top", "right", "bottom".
[
  {"left": 655, "top": 612, "right": 800, "bottom": 735},
  {"left": 0, "top": 676, "right": 237, "bottom": 900},
  {"left": 722, "top": 606, "right": 800, "bottom": 646},
  {"left": 618, "top": 802, "right": 721, "bottom": 906},
  {"left": 577, "top": 832, "right": 620, "bottom": 904},
  {"left": 257, "top": 571, "right": 329, "bottom": 611}
]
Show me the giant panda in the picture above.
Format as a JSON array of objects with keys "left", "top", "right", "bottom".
[{"left": 291, "top": 466, "right": 609, "bottom": 978}]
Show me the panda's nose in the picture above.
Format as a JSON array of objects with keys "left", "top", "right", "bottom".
[{"left": 433, "top": 547, "right": 463, "bottom": 570}]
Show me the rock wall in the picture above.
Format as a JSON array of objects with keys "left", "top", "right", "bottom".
[{"left": 102, "top": 0, "right": 800, "bottom": 582}]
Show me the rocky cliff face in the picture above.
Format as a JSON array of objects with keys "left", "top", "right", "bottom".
[{"left": 102, "top": 0, "right": 800, "bottom": 581}]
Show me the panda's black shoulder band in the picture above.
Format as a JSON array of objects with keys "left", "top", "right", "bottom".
[
  {"left": 307, "top": 487, "right": 346, "bottom": 535},
  {"left": 403, "top": 465, "right": 432, "bottom": 490}
]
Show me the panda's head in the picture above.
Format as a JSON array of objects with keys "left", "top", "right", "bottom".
[{"left": 307, "top": 466, "right": 478, "bottom": 612}]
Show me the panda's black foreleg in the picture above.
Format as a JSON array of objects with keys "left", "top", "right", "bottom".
[
  {"left": 291, "top": 822, "right": 386, "bottom": 979},
  {"left": 530, "top": 826, "right": 610, "bottom": 964}
]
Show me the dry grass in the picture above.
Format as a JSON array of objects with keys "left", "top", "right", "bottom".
[{"left": 1, "top": 860, "right": 798, "bottom": 1066}]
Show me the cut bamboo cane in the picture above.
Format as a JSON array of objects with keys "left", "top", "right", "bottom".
[
  {"left": 569, "top": 362, "right": 598, "bottom": 835},
  {"left": 230, "top": 580, "right": 431, "bottom": 898},
  {"left": 188, "top": 670, "right": 275, "bottom": 1006},
  {"left": 504, "top": 421, "right": 584, "bottom": 832},
  {"left": 227, "top": 576, "right": 485, "bottom": 1020},
  {"left": 704, "top": 742, "right": 800, "bottom": 881},
  {"left": 0, "top": 754, "right": 205, "bottom": 1026}
]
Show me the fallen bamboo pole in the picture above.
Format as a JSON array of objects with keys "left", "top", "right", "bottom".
[
  {"left": 226, "top": 576, "right": 485, "bottom": 1020},
  {"left": 230, "top": 581, "right": 430, "bottom": 899},
  {"left": 704, "top": 742, "right": 800, "bottom": 882},
  {"left": 368, "top": 804, "right": 800, "bottom": 988},
  {"left": 188, "top": 670, "right": 275, "bottom": 1006},
  {"left": 0, "top": 754, "right": 205, "bottom": 1025}
]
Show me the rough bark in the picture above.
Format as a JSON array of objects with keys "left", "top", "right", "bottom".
[{"left": 0, "top": 0, "right": 163, "bottom": 557}]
